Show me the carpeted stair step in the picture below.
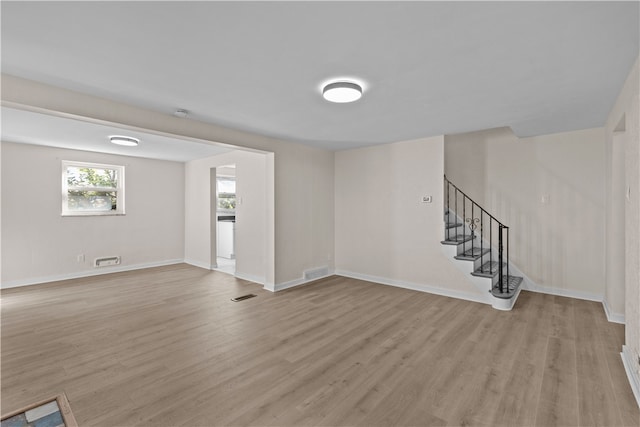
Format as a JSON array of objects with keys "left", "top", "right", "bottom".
[
  {"left": 491, "top": 276, "right": 523, "bottom": 299},
  {"left": 454, "top": 247, "right": 490, "bottom": 261},
  {"left": 441, "top": 234, "right": 475, "bottom": 245},
  {"left": 471, "top": 261, "right": 507, "bottom": 278}
]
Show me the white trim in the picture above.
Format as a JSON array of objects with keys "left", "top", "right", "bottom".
[
  {"left": 183, "top": 258, "right": 216, "bottom": 270},
  {"left": 272, "top": 271, "right": 335, "bottom": 292},
  {"left": 61, "top": 160, "right": 125, "bottom": 216},
  {"left": 499, "top": 257, "right": 605, "bottom": 304},
  {"left": 234, "top": 271, "right": 266, "bottom": 286},
  {"left": 602, "top": 298, "right": 625, "bottom": 324},
  {"left": 0, "top": 259, "right": 184, "bottom": 289},
  {"left": 334, "top": 270, "right": 488, "bottom": 305},
  {"left": 491, "top": 286, "right": 522, "bottom": 311},
  {"left": 522, "top": 281, "right": 603, "bottom": 302},
  {"left": 621, "top": 345, "right": 640, "bottom": 409}
]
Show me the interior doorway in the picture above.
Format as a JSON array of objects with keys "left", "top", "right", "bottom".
[
  {"left": 199, "top": 149, "right": 274, "bottom": 288},
  {"left": 214, "top": 164, "right": 236, "bottom": 275}
]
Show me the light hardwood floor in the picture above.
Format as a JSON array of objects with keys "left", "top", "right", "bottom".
[{"left": 2, "top": 264, "right": 639, "bottom": 426}]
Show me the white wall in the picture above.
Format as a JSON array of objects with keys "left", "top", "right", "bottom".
[
  {"left": 443, "top": 128, "right": 491, "bottom": 202},
  {"left": 445, "top": 126, "right": 606, "bottom": 300},
  {"left": 606, "top": 57, "right": 640, "bottom": 401},
  {"left": 335, "top": 136, "right": 484, "bottom": 301},
  {"left": 2, "top": 76, "right": 335, "bottom": 287},
  {"left": 185, "top": 150, "right": 270, "bottom": 285},
  {"left": 0, "top": 141, "right": 2, "bottom": 285},
  {"left": 1, "top": 142, "right": 185, "bottom": 287}
]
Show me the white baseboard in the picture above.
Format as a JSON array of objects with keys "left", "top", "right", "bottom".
[
  {"left": 183, "top": 258, "right": 215, "bottom": 270},
  {"left": 621, "top": 345, "right": 640, "bottom": 409},
  {"left": 480, "top": 258, "right": 611, "bottom": 315},
  {"left": 0, "top": 259, "right": 184, "bottom": 289},
  {"left": 334, "top": 270, "right": 488, "bottom": 305},
  {"left": 523, "top": 282, "right": 603, "bottom": 302},
  {"left": 234, "top": 271, "right": 266, "bottom": 286},
  {"left": 602, "top": 298, "right": 625, "bottom": 324},
  {"left": 272, "top": 271, "right": 335, "bottom": 292}
]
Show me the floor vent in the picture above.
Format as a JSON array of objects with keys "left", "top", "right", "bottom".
[
  {"left": 94, "top": 256, "right": 121, "bottom": 267},
  {"left": 231, "top": 294, "right": 256, "bottom": 302},
  {"left": 304, "top": 266, "right": 329, "bottom": 281}
]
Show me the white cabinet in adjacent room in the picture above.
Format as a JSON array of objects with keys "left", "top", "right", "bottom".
[{"left": 217, "top": 220, "right": 235, "bottom": 259}]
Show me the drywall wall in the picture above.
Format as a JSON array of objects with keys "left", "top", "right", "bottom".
[
  {"left": 335, "top": 136, "right": 484, "bottom": 301},
  {"left": 185, "top": 150, "right": 270, "bottom": 285},
  {"left": 443, "top": 129, "right": 491, "bottom": 202},
  {"left": 445, "top": 126, "right": 606, "bottom": 300},
  {"left": 0, "top": 142, "right": 2, "bottom": 284},
  {"left": 606, "top": 57, "right": 639, "bottom": 401},
  {"left": 1, "top": 142, "right": 185, "bottom": 287},
  {"left": 606, "top": 129, "right": 627, "bottom": 320},
  {"left": 2, "top": 75, "right": 335, "bottom": 287}
]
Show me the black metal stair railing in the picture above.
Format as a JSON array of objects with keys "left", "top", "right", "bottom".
[{"left": 444, "top": 175, "right": 510, "bottom": 294}]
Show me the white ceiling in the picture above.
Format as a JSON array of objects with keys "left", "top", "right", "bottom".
[
  {"left": 1, "top": 107, "right": 233, "bottom": 162},
  {"left": 1, "top": 1, "right": 639, "bottom": 152}
]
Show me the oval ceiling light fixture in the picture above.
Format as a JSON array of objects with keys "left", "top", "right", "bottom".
[
  {"left": 322, "top": 81, "right": 363, "bottom": 103},
  {"left": 109, "top": 135, "right": 140, "bottom": 147}
]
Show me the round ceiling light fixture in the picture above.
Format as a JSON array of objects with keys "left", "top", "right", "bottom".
[
  {"left": 109, "top": 135, "right": 140, "bottom": 147},
  {"left": 322, "top": 81, "right": 363, "bottom": 103}
]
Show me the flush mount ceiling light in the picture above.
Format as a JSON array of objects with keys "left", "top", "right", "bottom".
[
  {"left": 322, "top": 81, "right": 363, "bottom": 103},
  {"left": 109, "top": 135, "right": 139, "bottom": 147}
]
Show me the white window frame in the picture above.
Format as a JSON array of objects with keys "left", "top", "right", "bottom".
[{"left": 61, "top": 160, "right": 125, "bottom": 216}]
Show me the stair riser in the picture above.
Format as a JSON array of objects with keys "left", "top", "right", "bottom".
[
  {"left": 444, "top": 228, "right": 463, "bottom": 237},
  {"left": 454, "top": 246, "right": 497, "bottom": 266},
  {"left": 472, "top": 251, "right": 495, "bottom": 270},
  {"left": 453, "top": 239, "right": 480, "bottom": 256}
]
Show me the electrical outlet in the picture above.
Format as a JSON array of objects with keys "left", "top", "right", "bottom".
[
  {"left": 76, "top": 254, "right": 85, "bottom": 263},
  {"left": 422, "top": 195, "right": 432, "bottom": 203}
]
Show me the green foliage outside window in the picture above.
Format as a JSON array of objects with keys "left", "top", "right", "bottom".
[
  {"left": 217, "top": 194, "right": 236, "bottom": 210},
  {"left": 67, "top": 166, "right": 118, "bottom": 211}
]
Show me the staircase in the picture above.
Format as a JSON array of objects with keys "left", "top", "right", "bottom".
[{"left": 441, "top": 175, "right": 523, "bottom": 310}]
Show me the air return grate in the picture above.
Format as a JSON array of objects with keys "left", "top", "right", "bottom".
[
  {"left": 304, "top": 266, "right": 329, "bottom": 280},
  {"left": 94, "top": 256, "right": 121, "bottom": 267},
  {"left": 231, "top": 294, "right": 257, "bottom": 302}
]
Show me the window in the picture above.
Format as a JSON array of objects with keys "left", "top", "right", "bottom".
[
  {"left": 62, "top": 161, "right": 125, "bottom": 216},
  {"left": 217, "top": 177, "right": 236, "bottom": 212}
]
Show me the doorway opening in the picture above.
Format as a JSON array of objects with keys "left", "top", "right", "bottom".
[
  {"left": 215, "top": 164, "right": 236, "bottom": 275},
  {"left": 202, "top": 150, "right": 274, "bottom": 287}
]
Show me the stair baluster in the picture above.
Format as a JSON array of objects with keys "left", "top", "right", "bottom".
[{"left": 442, "top": 175, "right": 522, "bottom": 299}]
